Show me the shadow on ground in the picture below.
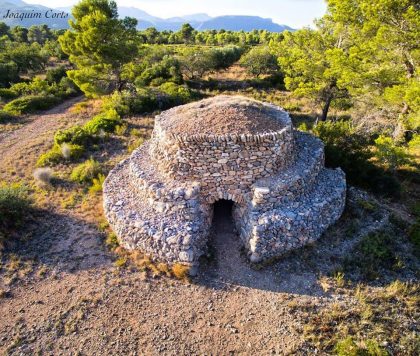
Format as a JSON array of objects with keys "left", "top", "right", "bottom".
[
  {"left": 2, "top": 208, "right": 112, "bottom": 274},
  {"left": 194, "top": 189, "right": 414, "bottom": 296}
]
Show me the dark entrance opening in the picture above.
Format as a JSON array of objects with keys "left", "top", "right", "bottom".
[
  {"left": 212, "top": 199, "right": 234, "bottom": 230},
  {"left": 201, "top": 199, "right": 237, "bottom": 267}
]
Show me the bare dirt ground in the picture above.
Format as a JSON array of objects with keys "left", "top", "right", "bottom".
[{"left": 0, "top": 98, "right": 418, "bottom": 355}]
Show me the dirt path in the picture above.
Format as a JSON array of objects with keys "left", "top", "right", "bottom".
[{"left": 0, "top": 96, "right": 86, "bottom": 181}]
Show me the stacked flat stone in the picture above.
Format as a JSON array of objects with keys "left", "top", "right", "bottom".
[{"left": 103, "top": 95, "right": 346, "bottom": 266}]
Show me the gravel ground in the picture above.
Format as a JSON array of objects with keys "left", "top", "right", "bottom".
[{"left": 158, "top": 96, "right": 286, "bottom": 135}]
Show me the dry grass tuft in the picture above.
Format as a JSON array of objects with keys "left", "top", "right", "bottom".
[
  {"left": 157, "top": 262, "right": 172, "bottom": 277},
  {"left": 61, "top": 143, "right": 71, "bottom": 159},
  {"left": 171, "top": 263, "right": 190, "bottom": 280},
  {"left": 33, "top": 167, "right": 53, "bottom": 186}
]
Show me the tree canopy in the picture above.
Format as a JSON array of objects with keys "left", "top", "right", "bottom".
[
  {"left": 274, "top": 0, "right": 420, "bottom": 128},
  {"left": 59, "top": 0, "right": 139, "bottom": 96}
]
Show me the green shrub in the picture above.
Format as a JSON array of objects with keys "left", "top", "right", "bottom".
[
  {"left": 101, "top": 91, "right": 130, "bottom": 117},
  {"left": 210, "top": 46, "right": 244, "bottom": 70},
  {"left": 0, "top": 88, "right": 18, "bottom": 101},
  {"left": 3, "top": 95, "right": 61, "bottom": 114},
  {"left": 10, "top": 78, "right": 51, "bottom": 96},
  {"left": 335, "top": 337, "right": 387, "bottom": 356},
  {"left": 55, "top": 77, "right": 79, "bottom": 98},
  {"left": 158, "top": 82, "right": 194, "bottom": 107},
  {"left": 0, "top": 110, "right": 18, "bottom": 123},
  {"left": 83, "top": 109, "right": 121, "bottom": 135},
  {"left": 136, "top": 56, "right": 183, "bottom": 87},
  {"left": 54, "top": 126, "right": 91, "bottom": 146},
  {"left": 0, "top": 61, "right": 19, "bottom": 88},
  {"left": 36, "top": 146, "right": 62, "bottom": 167},
  {"left": 36, "top": 143, "right": 84, "bottom": 167},
  {"left": 46, "top": 66, "right": 67, "bottom": 84},
  {"left": 126, "top": 88, "right": 158, "bottom": 114},
  {"left": 312, "top": 121, "right": 401, "bottom": 198},
  {"left": 70, "top": 158, "right": 102, "bottom": 184},
  {"left": 0, "top": 183, "right": 32, "bottom": 229},
  {"left": 374, "top": 135, "right": 410, "bottom": 171},
  {"left": 239, "top": 46, "right": 279, "bottom": 77},
  {"left": 343, "top": 231, "right": 399, "bottom": 280},
  {"left": 89, "top": 174, "right": 106, "bottom": 194}
]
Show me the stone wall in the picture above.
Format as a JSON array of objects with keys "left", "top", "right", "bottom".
[{"left": 150, "top": 121, "right": 294, "bottom": 204}]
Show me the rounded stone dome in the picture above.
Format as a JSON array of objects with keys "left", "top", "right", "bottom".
[
  {"left": 103, "top": 94, "right": 346, "bottom": 268},
  {"left": 156, "top": 95, "right": 289, "bottom": 136}
]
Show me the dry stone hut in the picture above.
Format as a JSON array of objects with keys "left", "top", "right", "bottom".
[{"left": 103, "top": 95, "right": 346, "bottom": 268}]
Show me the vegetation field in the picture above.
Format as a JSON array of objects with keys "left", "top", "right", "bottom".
[{"left": 0, "top": 0, "right": 418, "bottom": 354}]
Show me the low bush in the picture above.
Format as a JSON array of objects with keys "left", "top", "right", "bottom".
[
  {"left": 83, "top": 109, "right": 121, "bottom": 135},
  {"left": 126, "top": 88, "right": 159, "bottom": 114},
  {"left": 46, "top": 66, "right": 67, "bottom": 84},
  {"left": 334, "top": 337, "right": 387, "bottom": 356},
  {"left": 33, "top": 167, "right": 53, "bottom": 186},
  {"left": 0, "top": 183, "right": 32, "bottom": 230},
  {"left": 54, "top": 126, "right": 91, "bottom": 146},
  {"left": 136, "top": 56, "right": 183, "bottom": 87},
  {"left": 0, "top": 110, "right": 18, "bottom": 123},
  {"left": 70, "top": 158, "right": 102, "bottom": 184},
  {"left": 343, "top": 230, "right": 399, "bottom": 280},
  {"left": 239, "top": 46, "right": 279, "bottom": 77},
  {"left": 89, "top": 174, "right": 106, "bottom": 194},
  {"left": 0, "top": 88, "right": 18, "bottom": 101},
  {"left": 9, "top": 76, "right": 78, "bottom": 99},
  {"left": 210, "top": 46, "right": 244, "bottom": 71},
  {"left": 374, "top": 135, "right": 410, "bottom": 171},
  {"left": 158, "top": 82, "right": 194, "bottom": 107},
  {"left": 3, "top": 95, "right": 62, "bottom": 115},
  {"left": 36, "top": 146, "right": 62, "bottom": 167},
  {"left": 311, "top": 120, "right": 401, "bottom": 198},
  {"left": 36, "top": 143, "right": 84, "bottom": 167}
]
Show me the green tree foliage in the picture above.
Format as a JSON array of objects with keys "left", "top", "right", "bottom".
[
  {"left": 177, "top": 46, "right": 243, "bottom": 80},
  {"left": 0, "top": 41, "right": 48, "bottom": 81},
  {"left": 59, "top": 0, "right": 139, "bottom": 97},
  {"left": 178, "top": 47, "right": 216, "bottom": 80},
  {"left": 10, "top": 26, "right": 28, "bottom": 43},
  {"left": 179, "top": 23, "right": 195, "bottom": 44},
  {"left": 276, "top": 28, "right": 350, "bottom": 121},
  {"left": 275, "top": 0, "right": 419, "bottom": 129},
  {"left": 27, "top": 25, "right": 53, "bottom": 45},
  {"left": 0, "top": 22, "right": 10, "bottom": 37},
  {"left": 374, "top": 135, "right": 410, "bottom": 171},
  {"left": 239, "top": 46, "right": 278, "bottom": 77},
  {"left": 325, "top": 0, "right": 420, "bottom": 136}
]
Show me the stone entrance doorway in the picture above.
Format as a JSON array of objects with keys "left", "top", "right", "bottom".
[
  {"left": 212, "top": 199, "right": 234, "bottom": 232},
  {"left": 205, "top": 199, "right": 244, "bottom": 274}
]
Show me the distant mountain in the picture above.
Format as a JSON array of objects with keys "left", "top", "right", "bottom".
[
  {"left": 176, "top": 13, "right": 212, "bottom": 23},
  {"left": 0, "top": 0, "right": 293, "bottom": 32},
  {"left": 196, "top": 16, "right": 293, "bottom": 32}
]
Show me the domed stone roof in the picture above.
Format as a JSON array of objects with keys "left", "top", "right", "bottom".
[
  {"left": 156, "top": 95, "right": 289, "bottom": 136},
  {"left": 103, "top": 95, "right": 346, "bottom": 269}
]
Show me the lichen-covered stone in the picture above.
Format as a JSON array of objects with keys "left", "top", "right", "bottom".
[{"left": 103, "top": 95, "right": 346, "bottom": 267}]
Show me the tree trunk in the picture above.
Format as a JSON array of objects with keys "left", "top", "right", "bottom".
[{"left": 321, "top": 95, "right": 333, "bottom": 121}]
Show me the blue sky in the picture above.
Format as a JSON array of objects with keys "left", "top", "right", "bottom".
[{"left": 25, "top": 0, "right": 327, "bottom": 28}]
